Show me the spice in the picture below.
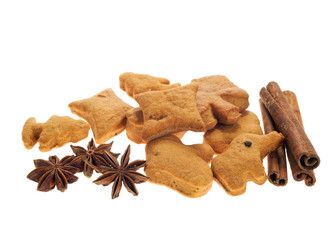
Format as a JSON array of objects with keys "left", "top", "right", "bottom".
[
  {"left": 283, "top": 90, "right": 316, "bottom": 186},
  {"left": 259, "top": 82, "right": 320, "bottom": 170},
  {"left": 94, "top": 145, "right": 148, "bottom": 199},
  {"left": 70, "top": 138, "right": 119, "bottom": 178},
  {"left": 27, "top": 155, "right": 80, "bottom": 192},
  {"left": 259, "top": 99, "right": 288, "bottom": 186}
]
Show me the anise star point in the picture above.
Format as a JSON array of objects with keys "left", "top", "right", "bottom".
[
  {"left": 93, "top": 145, "right": 148, "bottom": 199},
  {"left": 27, "top": 155, "right": 80, "bottom": 192},
  {"left": 70, "top": 138, "right": 119, "bottom": 178}
]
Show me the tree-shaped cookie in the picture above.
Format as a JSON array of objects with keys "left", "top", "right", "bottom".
[
  {"left": 119, "top": 72, "right": 181, "bottom": 98},
  {"left": 68, "top": 88, "right": 132, "bottom": 144},
  {"left": 134, "top": 84, "right": 206, "bottom": 142},
  {"left": 145, "top": 135, "right": 214, "bottom": 198},
  {"left": 211, "top": 132, "right": 284, "bottom": 196},
  {"left": 191, "top": 75, "right": 249, "bottom": 130},
  {"left": 204, "top": 111, "right": 263, "bottom": 154}
]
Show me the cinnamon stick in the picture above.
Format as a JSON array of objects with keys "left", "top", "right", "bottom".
[
  {"left": 259, "top": 82, "right": 320, "bottom": 170},
  {"left": 284, "top": 90, "right": 316, "bottom": 186},
  {"left": 259, "top": 99, "right": 287, "bottom": 186}
]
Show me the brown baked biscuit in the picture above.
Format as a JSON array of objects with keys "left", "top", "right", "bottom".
[
  {"left": 68, "top": 89, "right": 132, "bottom": 144},
  {"left": 211, "top": 132, "right": 284, "bottom": 196},
  {"left": 22, "top": 115, "right": 90, "bottom": 152},
  {"left": 119, "top": 72, "right": 181, "bottom": 98},
  {"left": 125, "top": 107, "right": 186, "bottom": 144},
  {"left": 22, "top": 117, "right": 44, "bottom": 150},
  {"left": 204, "top": 110, "right": 263, "bottom": 154},
  {"left": 191, "top": 75, "right": 249, "bottom": 129},
  {"left": 134, "top": 84, "right": 206, "bottom": 142},
  {"left": 145, "top": 135, "right": 214, "bottom": 197}
]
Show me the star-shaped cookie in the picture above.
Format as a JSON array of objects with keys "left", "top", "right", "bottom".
[
  {"left": 69, "top": 89, "right": 132, "bottom": 144},
  {"left": 134, "top": 84, "right": 206, "bottom": 142}
]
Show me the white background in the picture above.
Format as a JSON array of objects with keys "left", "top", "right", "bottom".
[{"left": 0, "top": 1, "right": 334, "bottom": 239}]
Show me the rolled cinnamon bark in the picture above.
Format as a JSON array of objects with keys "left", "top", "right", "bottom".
[
  {"left": 260, "top": 82, "right": 320, "bottom": 170},
  {"left": 284, "top": 90, "right": 316, "bottom": 186},
  {"left": 259, "top": 99, "right": 287, "bottom": 186}
]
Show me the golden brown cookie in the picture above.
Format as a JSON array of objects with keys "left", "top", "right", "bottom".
[
  {"left": 125, "top": 107, "right": 186, "bottom": 144},
  {"left": 22, "top": 116, "right": 90, "bottom": 152},
  {"left": 211, "top": 132, "right": 284, "bottom": 196},
  {"left": 145, "top": 135, "right": 214, "bottom": 198},
  {"left": 204, "top": 110, "right": 263, "bottom": 154},
  {"left": 134, "top": 84, "right": 206, "bottom": 142},
  {"left": 191, "top": 75, "right": 249, "bottom": 129},
  {"left": 68, "top": 89, "right": 132, "bottom": 144},
  {"left": 22, "top": 117, "right": 44, "bottom": 150},
  {"left": 119, "top": 72, "right": 181, "bottom": 98}
]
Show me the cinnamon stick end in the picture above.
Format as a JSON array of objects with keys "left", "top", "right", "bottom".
[
  {"left": 305, "top": 177, "right": 316, "bottom": 187},
  {"left": 268, "top": 172, "right": 287, "bottom": 186},
  {"left": 300, "top": 155, "right": 320, "bottom": 170}
]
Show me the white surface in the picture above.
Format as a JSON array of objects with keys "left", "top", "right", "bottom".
[{"left": 0, "top": 1, "right": 334, "bottom": 240}]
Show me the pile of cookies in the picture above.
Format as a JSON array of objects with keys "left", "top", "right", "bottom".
[{"left": 22, "top": 72, "right": 318, "bottom": 198}]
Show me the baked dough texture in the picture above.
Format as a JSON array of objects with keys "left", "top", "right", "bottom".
[
  {"left": 68, "top": 88, "right": 132, "bottom": 144},
  {"left": 191, "top": 75, "right": 249, "bottom": 130},
  {"left": 126, "top": 107, "right": 185, "bottom": 144},
  {"left": 119, "top": 72, "right": 181, "bottom": 98},
  {"left": 134, "top": 84, "right": 206, "bottom": 142},
  {"left": 145, "top": 135, "right": 214, "bottom": 198},
  {"left": 22, "top": 115, "right": 90, "bottom": 152},
  {"left": 204, "top": 110, "right": 263, "bottom": 154},
  {"left": 211, "top": 132, "right": 284, "bottom": 196}
]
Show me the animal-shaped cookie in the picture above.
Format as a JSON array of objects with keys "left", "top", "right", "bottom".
[
  {"left": 204, "top": 110, "right": 263, "bottom": 154},
  {"left": 125, "top": 107, "right": 186, "bottom": 144},
  {"left": 22, "top": 115, "right": 90, "bottom": 152},
  {"left": 134, "top": 84, "right": 206, "bottom": 142},
  {"left": 191, "top": 75, "right": 249, "bottom": 130},
  {"left": 211, "top": 132, "right": 284, "bottom": 196},
  {"left": 119, "top": 72, "right": 181, "bottom": 98},
  {"left": 145, "top": 135, "right": 214, "bottom": 198},
  {"left": 68, "top": 88, "right": 132, "bottom": 144}
]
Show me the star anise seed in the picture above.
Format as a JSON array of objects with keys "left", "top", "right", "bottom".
[
  {"left": 27, "top": 155, "right": 80, "bottom": 192},
  {"left": 70, "top": 138, "right": 119, "bottom": 178},
  {"left": 93, "top": 145, "right": 148, "bottom": 199}
]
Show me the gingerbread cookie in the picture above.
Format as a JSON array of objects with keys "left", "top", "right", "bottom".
[
  {"left": 119, "top": 72, "right": 181, "bottom": 98},
  {"left": 22, "top": 116, "right": 90, "bottom": 152},
  {"left": 22, "top": 117, "right": 44, "bottom": 150},
  {"left": 68, "top": 89, "right": 132, "bottom": 144},
  {"left": 134, "top": 84, "right": 206, "bottom": 142},
  {"left": 211, "top": 132, "right": 284, "bottom": 196},
  {"left": 145, "top": 135, "right": 214, "bottom": 198},
  {"left": 204, "top": 110, "right": 263, "bottom": 154},
  {"left": 191, "top": 75, "right": 249, "bottom": 129},
  {"left": 125, "top": 107, "right": 185, "bottom": 144}
]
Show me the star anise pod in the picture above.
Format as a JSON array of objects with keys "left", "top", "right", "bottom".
[
  {"left": 70, "top": 138, "right": 119, "bottom": 178},
  {"left": 94, "top": 145, "right": 148, "bottom": 199},
  {"left": 27, "top": 155, "right": 80, "bottom": 192}
]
